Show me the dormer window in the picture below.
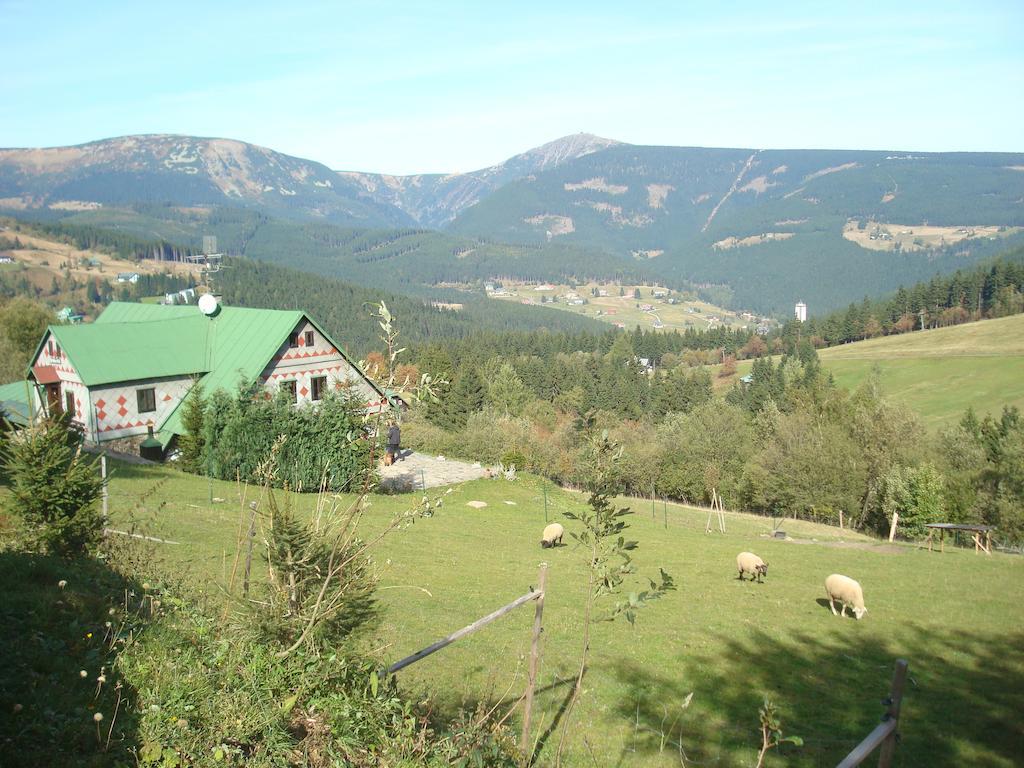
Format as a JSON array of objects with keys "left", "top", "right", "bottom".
[
  {"left": 288, "top": 332, "right": 299, "bottom": 348},
  {"left": 305, "top": 330, "right": 314, "bottom": 347}
]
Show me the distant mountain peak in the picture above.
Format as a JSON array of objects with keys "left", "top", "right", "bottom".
[{"left": 515, "top": 133, "right": 623, "bottom": 170}]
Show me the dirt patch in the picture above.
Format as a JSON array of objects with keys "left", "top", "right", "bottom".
[
  {"left": 774, "top": 218, "right": 808, "bottom": 226},
  {"left": 647, "top": 184, "right": 675, "bottom": 209},
  {"left": 713, "top": 232, "right": 795, "bottom": 250},
  {"left": 631, "top": 249, "right": 664, "bottom": 259},
  {"left": 802, "top": 162, "right": 858, "bottom": 183},
  {"left": 564, "top": 177, "right": 628, "bottom": 195},
  {"left": 771, "top": 164, "right": 788, "bottom": 175},
  {"left": 577, "top": 201, "right": 652, "bottom": 228},
  {"left": 524, "top": 214, "right": 575, "bottom": 236},
  {"left": 738, "top": 175, "right": 776, "bottom": 195},
  {"left": 784, "top": 537, "right": 904, "bottom": 554},
  {"left": 4, "top": 231, "right": 196, "bottom": 280},
  {"left": 881, "top": 192, "right": 896, "bottom": 203},
  {"left": 692, "top": 193, "right": 711, "bottom": 204}
]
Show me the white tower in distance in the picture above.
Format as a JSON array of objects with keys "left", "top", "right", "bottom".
[{"left": 795, "top": 301, "right": 807, "bottom": 322}]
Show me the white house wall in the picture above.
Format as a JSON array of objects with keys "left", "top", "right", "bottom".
[
  {"left": 261, "top": 319, "right": 383, "bottom": 408},
  {"left": 32, "top": 330, "right": 89, "bottom": 432},
  {"left": 89, "top": 376, "right": 195, "bottom": 442}
]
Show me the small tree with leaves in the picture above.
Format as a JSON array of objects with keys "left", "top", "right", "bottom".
[
  {"left": 2, "top": 417, "right": 103, "bottom": 554},
  {"left": 756, "top": 698, "right": 802, "bottom": 767},
  {"left": 177, "top": 382, "right": 206, "bottom": 474},
  {"left": 555, "top": 429, "right": 675, "bottom": 765}
]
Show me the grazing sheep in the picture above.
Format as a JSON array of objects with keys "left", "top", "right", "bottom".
[
  {"left": 540, "top": 523, "right": 564, "bottom": 549},
  {"left": 736, "top": 552, "right": 769, "bottom": 583},
  {"left": 825, "top": 574, "right": 867, "bottom": 620}
]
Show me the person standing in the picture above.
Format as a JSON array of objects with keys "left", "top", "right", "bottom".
[{"left": 387, "top": 422, "right": 401, "bottom": 462}]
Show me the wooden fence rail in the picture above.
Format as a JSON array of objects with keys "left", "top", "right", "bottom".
[
  {"left": 836, "top": 659, "right": 908, "bottom": 768},
  {"left": 383, "top": 565, "right": 549, "bottom": 765}
]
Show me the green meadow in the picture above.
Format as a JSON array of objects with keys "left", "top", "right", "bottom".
[
  {"left": 724, "top": 314, "right": 1024, "bottom": 428},
  {"left": 101, "top": 462, "right": 1024, "bottom": 767}
]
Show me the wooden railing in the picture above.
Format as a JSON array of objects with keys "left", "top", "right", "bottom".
[
  {"left": 836, "top": 659, "right": 908, "bottom": 768},
  {"left": 384, "top": 564, "right": 549, "bottom": 763}
]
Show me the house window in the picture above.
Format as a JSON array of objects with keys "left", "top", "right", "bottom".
[
  {"left": 54, "top": 343, "right": 61, "bottom": 358},
  {"left": 288, "top": 332, "right": 299, "bottom": 348},
  {"left": 311, "top": 376, "right": 326, "bottom": 401},
  {"left": 65, "top": 390, "right": 75, "bottom": 418},
  {"left": 282, "top": 380, "right": 297, "bottom": 403},
  {"left": 305, "top": 330, "right": 314, "bottom": 347},
  {"left": 137, "top": 388, "right": 156, "bottom": 413}
]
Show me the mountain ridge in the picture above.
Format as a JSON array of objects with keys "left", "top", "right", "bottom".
[{"left": 336, "top": 132, "right": 622, "bottom": 226}]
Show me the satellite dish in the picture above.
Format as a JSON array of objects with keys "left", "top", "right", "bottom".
[{"left": 198, "top": 293, "right": 220, "bottom": 317}]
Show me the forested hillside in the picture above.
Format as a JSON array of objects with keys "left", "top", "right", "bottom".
[{"left": 449, "top": 145, "right": 1024, "bottom": 312}]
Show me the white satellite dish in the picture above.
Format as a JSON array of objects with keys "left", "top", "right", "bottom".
[{"left": 198, "top": 293, "right": 220, "bottom": 317}]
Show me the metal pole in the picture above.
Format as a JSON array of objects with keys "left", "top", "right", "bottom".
[{"left": 520, "top": 564, "right": 548, "bottom": 763}]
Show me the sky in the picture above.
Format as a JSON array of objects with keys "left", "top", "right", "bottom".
[{"left": 1, "top": 1, "right": 1022, "bottom": 174}]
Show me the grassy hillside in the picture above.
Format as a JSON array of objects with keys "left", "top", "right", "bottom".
[
  {"left": 722, "top": 315, "right": 1024, "bottom": 427},
  {"left": 100, "top": 463, "right": 1024, "bottom": 767}
]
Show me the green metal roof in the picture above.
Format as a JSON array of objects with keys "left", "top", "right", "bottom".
[{"left": 0, "top": 380, "right": 33, "bottom": 426}]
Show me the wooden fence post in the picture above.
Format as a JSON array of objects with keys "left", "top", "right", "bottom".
[
  {"left": 888, "top": 512, "right": 899, "bottom": 543},
  {"left": 242, "top": 501, "right": 258, "bottom": 598},
  {"left": 100, "top": 454, "right": 108, "bottom": 522},
  {"left": 520, "top": 564, "right": 548, "bottom": 764},
  {"left": 877, "top": 659, "right": 908, "bottom": 768}
]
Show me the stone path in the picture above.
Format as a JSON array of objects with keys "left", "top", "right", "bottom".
[{"left": 378, "top": 450, "right": 493, "bottom": 492}]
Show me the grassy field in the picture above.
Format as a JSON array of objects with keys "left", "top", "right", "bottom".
[
  {"left": 720, "top": 315, "right": 1024, "bottom": 428},
  {"left": 102, "top": 461, "right": 1024, "bottom": 767},
  {"left": 488, "top": 281, "right": 758, "bottom": 333}
]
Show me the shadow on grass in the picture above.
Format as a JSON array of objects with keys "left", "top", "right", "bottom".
[
  {"left": 609, "top": 624, "right": 1024, "bottom": 767},
  {"left": 0, "top": 550, "right": 144, "bottom": 768}
]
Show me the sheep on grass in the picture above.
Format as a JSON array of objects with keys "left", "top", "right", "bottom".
[
  {"left": 540, "top": 522, "right": 564, "bottom": 548},
  {"left": 825, "top": 574, "right": 867, "bottom": 620},
  {"left": 736, "top": 551, "right": 768, "bottom": 583}
]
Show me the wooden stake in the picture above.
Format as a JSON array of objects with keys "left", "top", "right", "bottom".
[
  {"left": 242, "top": 504, "right": 257, "bottom": 598},
  {"left": 520, "top": 564, "right": 548, "bottom": 763},
  {"left": 839, "top": 509, "right": 844, "bottom": 530},
  {"left": 100, "top": 454, "right": 108, "bottom": 522},
  {"left": 888, "top": 512, "right": 899, "bottom": 543}
]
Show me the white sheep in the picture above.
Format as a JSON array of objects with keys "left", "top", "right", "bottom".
[
  {"left": 825, "top": 574, "right": 867, "bottom": 620},
  {"left": 540, "top": 523, "right": 564, "bottom": 549},
  {"left": 736, "top": 552, "right": 769, "bottom": 583}
]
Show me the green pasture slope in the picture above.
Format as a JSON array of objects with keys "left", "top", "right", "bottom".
[
  {"left": 103, "top": 462, "right": 1024, "bottom": 767},
  {"left": 817, "top": 314, "right": 1024, "bottom": 428}
]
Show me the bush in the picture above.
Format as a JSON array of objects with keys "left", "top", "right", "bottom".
[
  {"left": 2, "top": 419, "right": 103, "bottom": 554},
  {"left": 200, "top": 385, "right": 376, "bottom": 492}
]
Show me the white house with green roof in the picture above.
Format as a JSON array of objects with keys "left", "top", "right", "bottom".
[{"left": 27, "top": 302, "right": 389, "bottom": 452}]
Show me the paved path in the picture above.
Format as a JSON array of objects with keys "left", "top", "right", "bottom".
[{"left": 378, "top": 450, "right": 492, "bottom": 491}]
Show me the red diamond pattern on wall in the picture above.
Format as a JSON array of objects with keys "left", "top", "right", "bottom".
[
  {"left": 97, "top": 410, "right": 106, "bottom": 421},
  {"left": 118, "top": 406, "right": 128, "bottom": 417},
  {"left": 162, "top": 394, "right": 172, "bottom": 401},
  {"left": 116, "top": 395, "right": 127, "bottom": 406},
  {"left": 299, "top": 386, "right": 309, "bottom": 397},
  {"left": 96, "top": 398, "right": 106, "bottom": 409}
]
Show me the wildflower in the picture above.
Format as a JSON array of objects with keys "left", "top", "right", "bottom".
[
  {"left": 86, "top": 632, "right": 92, "bottom": 638},
  {"left": 142, "top": 582, "right": 151, "bottom": 590},
  {"left": 149, "top": 704, "right": 160, "bottom": 712},
  {"left": 105, "top": 621, "right": 112, "bottom": 628},
  {"left": 108, "top": 608, "right": 116, "bottom": 615},
  {"left": 97, "top": 675, "right": 107, "bottom": 684},
  {"left": 93, "top": 712, "right": 103, "bottom": 722},
  {"left": 80, "top": 670, "right": 88, "bottom": 678},
  {"left": 57, "top": 580, "right": 67, "bottom": 589},
  {"left": 176, "top": 718, "right": 188, "bottom": 728}
]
